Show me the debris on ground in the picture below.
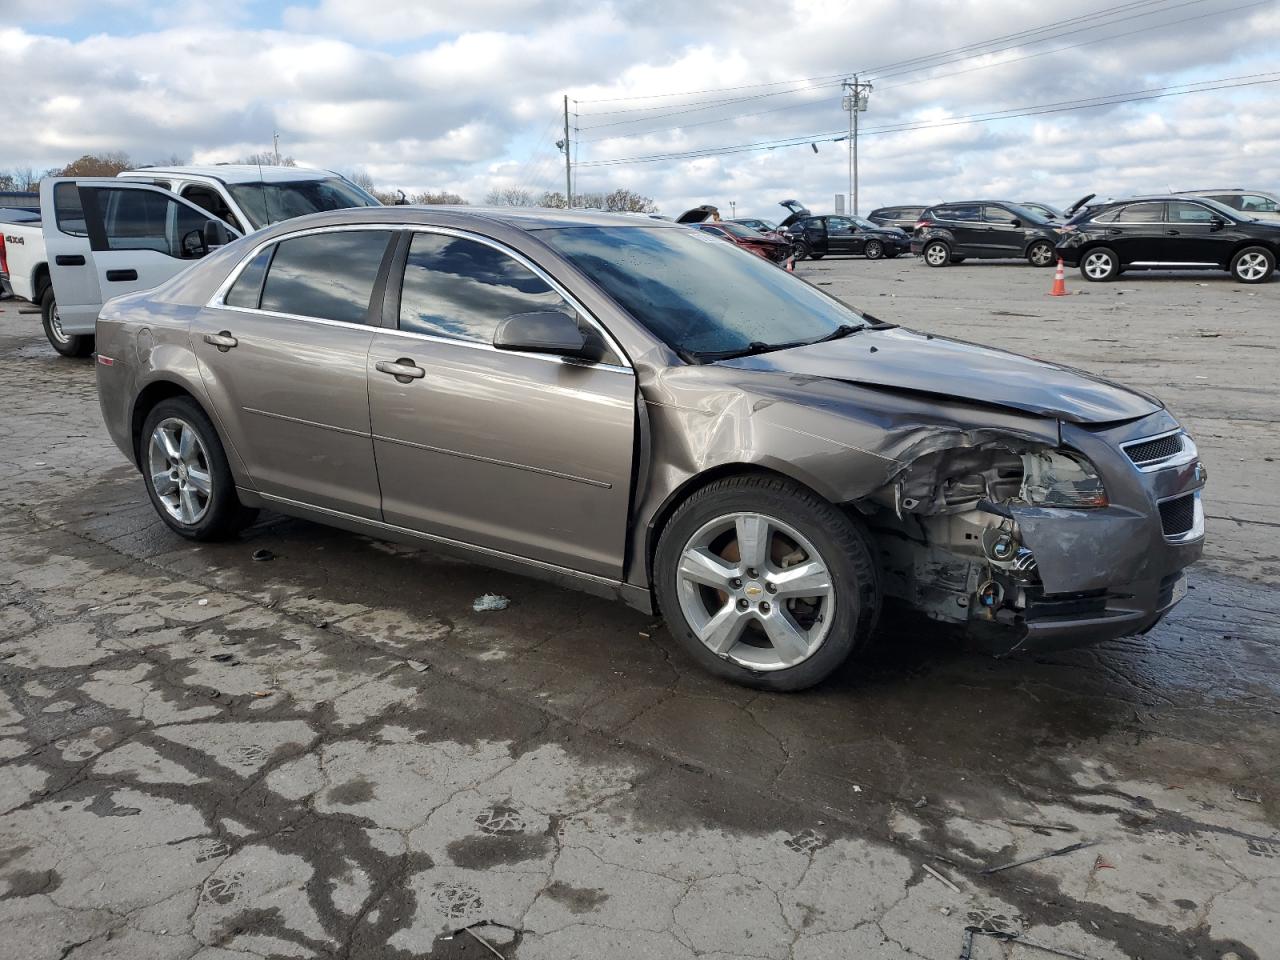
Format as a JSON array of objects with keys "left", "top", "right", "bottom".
[
  {"left": 251, "top": 690, "right": 273, "bottom": 698},
  {"left": 1006, "top": 819, "right": 1077, "bottom": 833},
  {"left": 981, "top": 841, "right": 1096, "bottom": 875},
  {"left": 1232, "top": 785, "right": 1263, "bottom": 803},
  {"left": 472, "top": 594, "right": 510, "bottom": 612},
  {"left": 210, "top": 653, "right": 237, "bottom": 664},
  {"left": 960, "top": 926, "right": 1098, "bottom": 960},
  {"left": 251, "top": 548, "right": 275, "bottom": 561},
  {"left": 406, "top": 659, "right": 430, "bottom": 673},
  {"left": 913, "top": 796, "right": 928, "bottom": 808},
  {"left": 196, "top": 598, "right": 209, "bottom": 606},
  {"left": 922, "top": 863, "right": 961, "bottom": 892}
]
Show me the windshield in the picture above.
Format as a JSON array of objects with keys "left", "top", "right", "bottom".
[
  {"left": 540, "top": 226, "right": 867, "bottom": 359},
  {"left": 852, "top": 217, "right": 879, "bottom": 230},
  {"left": 227, "top": 178, "right": 380, "bottom": 229},
  {"left": 1195, "top": 196, "right": 1247, "bottom": 219},
  {"left": 716, "top": 222, "right": 768, "bottom": 239}
]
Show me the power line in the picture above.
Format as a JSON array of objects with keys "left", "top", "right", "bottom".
[
  {"left": 578, "top": 0, "right": 1267, "bottom": 144},
  {"left": 574, "top": 0, "right": 1206, "bottom": 116},
  {"left": 576, "top": 72, "right": 1280, "bottom": 167}
]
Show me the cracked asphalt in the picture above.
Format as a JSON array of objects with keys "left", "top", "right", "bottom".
[{"left": 1, "top": 259, "right": 1277, "bottom": 960}]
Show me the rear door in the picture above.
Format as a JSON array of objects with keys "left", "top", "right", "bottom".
[
  {"left": 195, "top": 227, "right": 396, "bottom": 518},
  {"left": 937, "top": 204, "right": 984, "bottom": 254},
  {"left": 367, "top": 228, "right": 637, "bottom": 578},
  {"left": 40, "top": 178, "right": 239, "bottom": 333},
  {"left": 1102, "top": 201, "right": 1166, "bottom": 265}
]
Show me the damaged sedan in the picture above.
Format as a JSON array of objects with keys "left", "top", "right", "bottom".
[{"left": 90, "top": 201, "right": 1206, "bottom": 691}]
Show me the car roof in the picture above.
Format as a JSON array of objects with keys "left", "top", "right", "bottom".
[
  {"left": 244, "top": 205, "right": 681, "bottom": 238},
  {"left": 121, "top": 165, "right": 340, "bottom": 184}
]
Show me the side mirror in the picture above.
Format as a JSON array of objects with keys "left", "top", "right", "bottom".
[
  {"left": 1009, "top": 218, "right": 1022, "bottom": 228},
  {"left": 493, "top": 310, "right": 587, "bottom": 357},
  {"left": 181, "top": 228, "right": 208, "bottom": 259},
  {"left": 1209, "top": 216, "right": 1227, "bottom": 232},
  {"left": 203, "top": 219, "right": 233, "bottom": 248}
]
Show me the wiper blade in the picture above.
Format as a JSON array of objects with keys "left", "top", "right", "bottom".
[
  {"left": 691, "top": 339, "right": 803, "bottom": 362},
  {"left": 810, "top": 323, "right": 863, "bottom": 344}
]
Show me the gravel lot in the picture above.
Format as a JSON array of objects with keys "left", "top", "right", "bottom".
[{"left": 0, "top": 258, "right": 1277, "bottom": 960}]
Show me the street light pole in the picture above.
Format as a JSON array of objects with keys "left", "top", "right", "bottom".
[
  {"left": 842, "top": 77, "right": 872, "bottom": 216},
  {"left": 563, "top": 94, "right": 573, "bottom": 209}
]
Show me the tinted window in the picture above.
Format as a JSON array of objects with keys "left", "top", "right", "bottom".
[
  {"left": 938, "top": 205, "right": 980, "bottom": 222},
  {"left": 1166, "top": 201, "right": 1216, "bottom": 223},
  {"left": 1207, "top": 194, "right": 1243, "bottom": 209},
  {"left": 94, "top": 187, "right": 217, "bottom": 259},
  {"left": 259, "top": 230, "right": 392, "bottom": 323},
  {"left": 226, "top": 178, "right": 379, "bottom": 229},
  {"left": 540, "top": 226, "right": 869, "bottom": 358},
  {"left": 399, "top": 232, "right": 570, "bottom": 343},
  {"left": 1091, "top": 206, "right": 1122, "bottom": 223},
  {"left": 983, "top": 206, "right": 1018, "bottom": 224},
  {"left": 827, "top": 217, "right": 855, "bottom": 233},
  {"left": 1241, "top": 194, "right": 1279, "bottom": 213},
  {"left": 54, "top": 182, "right": 87, "bottom": 237},
  {"left": 1116, "top": 202, "right": 1164, "bottom": 223},
  {"left": 182, "top": 185, "right": 243, "bottom": 232},
  {"left": 224, "top": 246, "right": 274, "bottom": 309}
]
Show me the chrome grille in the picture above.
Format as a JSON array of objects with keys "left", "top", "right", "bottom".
[
  {"left": 1159, "top": 494, "right": 1197, "bottom": 538},
  {"left": 1124, "top": 432, "right": 1183, "bottom": 467}
]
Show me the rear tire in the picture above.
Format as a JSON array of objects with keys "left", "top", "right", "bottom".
[
  {"left": 654, "top": 474, "right": 881, "bottom": 692},
  {"left": 1230, "top": 246, "right": 1275, "bottom": 283},
  {"left": 1027, "top": 240, "right": 1055, "bottom": 267},
  {"left": 41, "top": 287, "right": 93, "bottom": 358},
  {"left": 923, "top": 241, "right": 950, "bottom": 267},
  {"left": 864, "top": 239, "right": 884, "bottom": 260},
  {"left": 140, "top": 397, "right": 255, "bottom": 542},
  {"left": 1080, "top": 247, "right": 1119, "bottom": 282}
]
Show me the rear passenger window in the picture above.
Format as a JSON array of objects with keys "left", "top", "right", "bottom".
[
  {"left": 941, "top": 205, "right": 980, "bottom": 222},
  {"left": 398, "top": 232, "right": 571, "bottom": 344},
  {"left": 224, "top": 246, "right": 274, "bottom": 309},
  {"left": 1116, "top": 203, "right": 1164, "bottom": 223},
  {"left": 54, "top": 182, "right": 87, "bottom": 237},
  {"left": 259, "top": 230, "right": 393, "bottom": 324}
]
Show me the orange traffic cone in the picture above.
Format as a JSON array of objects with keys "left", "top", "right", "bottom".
[{"left": 1049, "top": 258, "right": 1068, "bottom": 296}]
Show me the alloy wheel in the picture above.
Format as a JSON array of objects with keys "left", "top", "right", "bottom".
[
  {"left": 1083, "top": 251, "right": 1114, "bottom": 279},
  {"left": 865, "top": 240, "right": 883, "bottom": 260},
  {"left": 1029, "top": 242, "right": 1053, "bottom": 266},
  {"left": 147, "top": 417, "right": 213, "bottom": 525},
  {"left": 1236, "top": 252, "right": 1270, "bottom": 281},
  {"left": 675, "top": 512, "right": 835, "bottom": 671},
  {"left": 925, "top": 243, "right": 948, "bottom": 266}
]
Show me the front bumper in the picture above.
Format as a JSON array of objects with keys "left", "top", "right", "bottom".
[{"left": 968, "top": 412, "right": 1205, "bottom": 655}]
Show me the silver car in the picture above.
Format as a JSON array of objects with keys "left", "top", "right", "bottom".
[{"left": 93, "top": 205, "right": 1206, "bottom": 690}]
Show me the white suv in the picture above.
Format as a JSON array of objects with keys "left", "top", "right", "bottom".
[{"left": 1177, "top": 189, "right": 1280, "bottom": 221}]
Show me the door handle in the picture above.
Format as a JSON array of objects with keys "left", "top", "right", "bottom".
[
  {"left": 105, "top": 269, "right": 138, "bottom": 282},
  {"left": 1165, "top": 229, "right": 1180, "bottom": 236},
  {"left": 55, "top": 254, "right": 86, "bottom": 266},
  {"left": 203, "top": 331, "right": 238, "bottom": 352},
  {"left": 375, "top": 359, "right": 426, "bottom": 382}
]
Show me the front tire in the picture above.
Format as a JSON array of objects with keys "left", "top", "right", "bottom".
[
  {"left": 1080, "top": 247, "right": 1119, "bottom": 282},
  {"left": 792, "top": 241, "right": 810, "bottom": 261},
  {"left": 1231, "top": 246, "right": 1275, "bottom": 283},
  {"left": 1027, "top": 240, "right": 1055, "bottom": 267},
  {"left": 864, "top": 239, "right": 884, "bottom": 260},
  {"left": 41, "top": 287, "right": 93, "bottom": 358},
  {"left": 923, "top": 241, "right": 950, "bottom": 267},
  {"left": 654, "top": 475, "right": 881, "bottom": 692},
  {"left": 140, "top": 397, "right": 255, "bottom": 541}
]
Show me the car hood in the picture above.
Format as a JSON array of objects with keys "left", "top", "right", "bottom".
[{"left": 720, "top": 327, "right": 1162, "bottom": 424}]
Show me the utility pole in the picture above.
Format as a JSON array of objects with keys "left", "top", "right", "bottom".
[
  {"left": 272, "top": 130, "right": 280, "bottom": 166},
  {"left": 563, "top": 95, "right": 573, "bottom": 209},
  {"left": 841, "top": 77, "right": 872, "bottom": 215}
]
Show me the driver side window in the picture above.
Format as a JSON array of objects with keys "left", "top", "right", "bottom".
[{"left": 89, "top": 187, "right": 219, "bottom": 260}]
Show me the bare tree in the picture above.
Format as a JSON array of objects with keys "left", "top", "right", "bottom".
[
  {"left": 238, "top": 152, "right": 297, "bottom": 167},
  {"left": 411, "top": 191, "right": 468, "bottom": 205},
  {"left": 343, "top": 169, "right": 376, "bottom": 193},
  {"left": 604, "top": 188, "right": 659, "bottom": 214},
  {"left": 484, "top": 187, "right": 534, "bottom": 207},
  {"left": 57, "top": 152, "right": 133, "bottom": 177}
]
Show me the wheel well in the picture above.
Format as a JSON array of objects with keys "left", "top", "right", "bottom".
[
  {"left": 34, "top": 264, "right": 50, "bottom": 301},
  {"left": 130, "top": 381, "right": 198, "bottom": 468},
  {"left": 1229, "top": 239, "right": 1279, "bottom": 260},
  {"left": 643, "top": 463, "right": 829, "bottom": 587}
]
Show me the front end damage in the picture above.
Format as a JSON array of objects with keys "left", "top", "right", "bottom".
[{"left": 862, "top": 421, "right": 1205, "bottom": 655}]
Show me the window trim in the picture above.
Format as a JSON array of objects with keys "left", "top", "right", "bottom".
[{"left": 208, "top": 223, "right": 632, "bottom": 373}]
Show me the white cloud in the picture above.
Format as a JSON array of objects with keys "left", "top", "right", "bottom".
[{"left": 3, "top": 2, "right": 1278, "bottom": 214}]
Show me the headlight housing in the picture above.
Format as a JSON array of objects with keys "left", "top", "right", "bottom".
[{"left": 1019, "top": 450, "right": 1108, "bottom": 508}]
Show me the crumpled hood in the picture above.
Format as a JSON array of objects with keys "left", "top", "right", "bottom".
[{"left": 721, "top": 327, "right": 1162, "bottom": 424}]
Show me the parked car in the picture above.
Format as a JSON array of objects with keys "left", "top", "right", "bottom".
[
  {"left": 1, "top": 208, "right": 41, "bottom": 298},
  {"left": 911, "top": 201, "right": 1061, "bottom": 267},
  {"left": 6, "top": 166, "right": 380, "bottom": 357},
  {"left": 868, "top": 205, "right": 927, "bottom": 231},
  {"left": 729, "top": 217, "right": 781, "bottom": 234},
  {"left": 783, "top": 215, "right": 910, "bottom": 261},
  {"left": 94, "top": 204, "right": 1203, "bottom": 691},
  {"left": 1018, "top": 201, "right": 1066, "bottom": 221},
  {"left": 1055, "top": 195, "right": 1280, "bottom": 283},
  {"left": 1174, "top": 189, "right": 1280, "bottom": 222},
  {"left": 692, "top": 221, "right": 792, "bottom": 263}
]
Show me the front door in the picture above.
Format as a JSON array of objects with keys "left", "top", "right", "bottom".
[
  {"left": 982, "top": 205, "right": 1024, "bottom": 257},
  {"left": 1162, "top": 200, "right": 1238, "bottom": 265},
  {"left": 367, "top": 229, "right": 637, "bottom": 578},
  {"left": 194, "top": 227, "right": 397, "bottom": 519},
  {"left": 825, "top": 217, "right": 861, "bottom": 255},
  {"left": 40, "top": 178, "right": 238, "bottom": 335}
]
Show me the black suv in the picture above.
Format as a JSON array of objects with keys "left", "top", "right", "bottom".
[
  {"left": 911, "top": 201, "right": 1060, "bottom": 267},
  {"left": 868, "top": 205, "right": 926, "bottom": 230},
  {"left": 1054, "top": 196, "right": 1279, "bottom": 284},
  {"left": 782, "top": 214, "right": 911, "bottom": 261}
]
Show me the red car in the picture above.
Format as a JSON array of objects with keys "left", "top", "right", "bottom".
[{"left": 692, "top": 221, "right": 793, "bottom": 263}]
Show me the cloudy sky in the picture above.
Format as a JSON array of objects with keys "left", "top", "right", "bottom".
[{"left": 3, "top": 0, "right": 1278, "bottom": 218}]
